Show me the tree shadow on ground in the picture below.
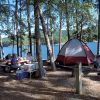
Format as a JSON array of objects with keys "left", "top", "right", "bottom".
[
  {"left": 0, "top": 82, "right": 99, "bottom": 100},
  {"left": 88, "top": 75, "right": 100, "bottom": 82},
  {"left": 0, "top": 72, "right": 16, "bottom": 83},
  {"left": 83, "top": 73, "right": 100, "bottom": 82},
  {"left": 0, "top": 69, "right": 100, "bottom": 100}
]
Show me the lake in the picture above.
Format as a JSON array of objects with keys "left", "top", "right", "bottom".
[{"left": 3, "top": 42, "right": 97, "bottom": 60}]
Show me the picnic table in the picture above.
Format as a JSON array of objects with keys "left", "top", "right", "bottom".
[
  {"left": 0, "top": 59, "right": 39, "bottom": 74},
  {"left": 16, "top": 62, "right": 39, "bottom": 79}
]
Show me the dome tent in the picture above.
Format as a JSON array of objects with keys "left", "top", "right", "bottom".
[{"left": 55, "top": 38, "right": 95, "bottom": 66}]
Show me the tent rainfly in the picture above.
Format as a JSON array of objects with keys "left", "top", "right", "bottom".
[{"left": 55, "top": 38, "right": 95, "bottom": 66}]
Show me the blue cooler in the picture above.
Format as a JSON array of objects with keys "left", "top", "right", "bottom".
[
  {"left": 16, "top": 70, "right": 24, "bottom": 80},
  {"left": 23, "top": 71, "right": 29, "bottom": 78}
]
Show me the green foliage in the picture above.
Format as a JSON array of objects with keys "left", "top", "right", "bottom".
[{"left": 0, "top": 0, "right": 98, "bottom": 48}]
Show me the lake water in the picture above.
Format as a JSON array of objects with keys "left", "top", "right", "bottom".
[{"left": 3, "top": 42, "right": 97, "bottom": 60}]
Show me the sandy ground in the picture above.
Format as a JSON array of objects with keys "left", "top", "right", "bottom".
[{"left": 0, "top": 67, "right": 100, "bottom": 100}]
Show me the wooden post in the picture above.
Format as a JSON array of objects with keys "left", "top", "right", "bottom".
[
  {"left": 75, "top": 62, "right": 82, "bottom": 94},
  {"left": 72, "top": 68, "right": 75, "bottom": 77}
]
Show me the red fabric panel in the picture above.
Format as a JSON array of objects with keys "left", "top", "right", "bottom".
[
  {"left": 83, "top": 45, "right": 94, "bottom": 63},
  {"left": 56, "top": 55, "right": 65, "bottom": 63},
  {"left": 65, "top": 56, "right": 88, "bottom": 65},
  {"left": 56, "top": 56, "right": 88, "bottom": 65}
]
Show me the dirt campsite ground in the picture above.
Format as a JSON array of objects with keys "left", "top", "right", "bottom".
[{"left": 0, "top": 66, "right": 100, "bottom": 100}]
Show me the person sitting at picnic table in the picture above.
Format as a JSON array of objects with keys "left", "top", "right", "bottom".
[
  {"left": 10, "top": 53, "right": 21, "bottom": 70},
  {"left": 26, "top": 52, "right": 33, "bottom": 64},
  {"left": 5, "top": 54, "right": 12, "bottom": 65},
  {"left": 5, "top": 54, "right": 11, "bottom": 60},
  {"left": 94, "top": 55, "right": 100, "bottom": 69}
]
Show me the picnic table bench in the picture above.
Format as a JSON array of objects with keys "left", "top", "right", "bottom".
[{"left": 0, "top": 63, "right": 11, "bottom": 72}]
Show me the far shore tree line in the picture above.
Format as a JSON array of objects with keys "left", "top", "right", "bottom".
[{"left": 0, "top": 0, "right": 100, "bottom": 78}]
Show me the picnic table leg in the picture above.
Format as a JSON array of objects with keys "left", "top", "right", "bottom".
[
  {"left": 30, "top": 71, "right": 32, "bottom": 79},
  {"left": 30, "top": 72, "right": 31, "bottom": 79}
]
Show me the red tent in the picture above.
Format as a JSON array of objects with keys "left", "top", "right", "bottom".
[{"left": 55, "top": 38, "right": 95, "bottom": 66}]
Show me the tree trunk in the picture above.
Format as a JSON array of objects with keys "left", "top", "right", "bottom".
[
  {"left": 59, "top": 11, "right": 62, "bottom": 51},
  {"left": 80, "top": 14, "right": 83, "bottom": 41},
  {"left": 65, "top": 0, "right": 70, "bottom": 40},
  {"left": 46, "top": 17, "right": 50, "bottom": 60},
  {"left": 34, "top": 1, "right": 43, "bottom": 78},
  {"left": 0, "top": 35, "right": 2, "bottom": 59},
  {"left": 38, "top": 5, "right": 56, "bottom": 71},
  {"left": 15, "top": 0, "right": 19, "bottom": 56},
  {"left": 12, "top": 39, "right": 14, "bottom": 54},
  {"left": 12, "top": 18, "right": 15, "bottom": 54},
  {"left": 50, "top": 18, "right": 55, "bottom": 59},
  {"left": 51, "top": 33, "right": 54, "bottom": 59},
  {"left": 97, "top": 1, "right": 100, "bottom": 55},
  {"left": 26, "top": 0, "right": 32, "bottom": 54},
  {"left": 75, "top": 8, "right": 80, "bottom": 39},
  {"left": 19, "top": 0, "right": 22, "bottom": 57}
]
